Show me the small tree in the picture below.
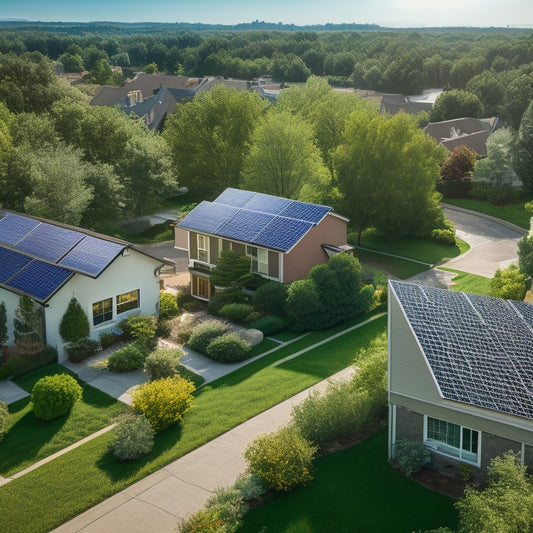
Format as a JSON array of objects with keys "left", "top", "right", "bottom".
[
  {"left": 440, "top": 144, "right": 476, "bottom": 182},
  {"left": 59, "top": 297, "right": 90, "bottom": 343},
  {"left": 13, "top": 295, "right": 41, "bottom": 345},
  {"left": 518, "top": 235, "right": 533, "bottom": 278},
  {"left": 0, "top": 301, "right": 8, "bottom": 348},
  {"left": 490, "top": 264, "right": 527, "bottom": 301},
  {"left": 209, "top": 250, "right": 250, "bottom": 288}
]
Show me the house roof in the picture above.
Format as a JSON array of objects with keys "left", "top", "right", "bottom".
[
  {"left": 390, "top": 280, "right": 533, "bottom": 421},
  {"left": 0, "top": 210, "right": 159, "bottom": 303},
  {"left": 379, "top": 95, "right": 433, "bottom": 116},
  {"left": 177, "top": 188, "right": 333, "bottom": 253}
]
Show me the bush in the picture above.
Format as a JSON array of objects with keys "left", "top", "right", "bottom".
[
  {"left": 176, "top": 328, "right": 193, "bottom": 345},
  {"left": 0, "top": 346, "right": 57, "bottom": 380},
  {"left": 490, "top": 264, "right": 527, "bottom": 300},
  {"left": 99, "top": 331, "right": 116, "bottom": 349},
  {"left": 143, "top": 347, "right": 183, "bottom": 380},
  {"left": 205, "top": 333, "right": 251, "bottom": 363},
  {"left": 59, "top": 297, "right": 90, "bottom": 343},
  {"left": 107, "top": 342, "right": 146, "bottom": 372},
  {"left": 252, "top": 282, "right": 288, "bottom": 316},
  {"left": 244, "top": 427, "right": 317, "bottom": 492},
  {"left": 0, "top": 400, "right": 8, "bottom": 443},
  {"left": 233, "top": 471, "right": 268, "bottom": 501},
  {"left": 132, "top": 375, "right": 195, "bottom": 431},
  {"left": 176, "top": 286, "right": 199, "bottom": 312},
  {"left": 250, "top": 315, "right": 288, "bottom": 336},
  {"left": 240, "top": 272, "right": 269, "bottom": 291},
  {"left": 159, "top": 292, "right": 179, "bottom": 320},
  {"left": 31, "top": 374, "right": 82, "bottom": 420},
  {"left": 110, "top": 412, "right": 155, "bottom": 461},
  {"left": 207, "top": 290, "right": 250, "bottom": 315},
  {"left": 431, "top": 228, "right": 456, "bottom": 246},
  {"left": 390, "top": 439, "right": 430, "bottom": 476},
  {"left": 187, "top": 320, "right": 231, "bottom": 355},
  {"left": 65, "top": 338, "right": 100, "bottom": 363},
  {"left": 119, "top": 314, "right": 157, "bottom": 348},
  {"left": 218, "top": 303, "right": 254, "bottom": 323},
  {"left": 156, "top": 319, "right": 171, "bottom": 339}
]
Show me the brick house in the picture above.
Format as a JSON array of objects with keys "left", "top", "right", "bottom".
[
  {"left": 174, "top": 188, "right": 350, "bottom": 300},
  {"left": 388, "top": 280, "right": 533, "bottom": 477}
]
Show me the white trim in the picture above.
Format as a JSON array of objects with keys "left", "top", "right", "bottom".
[
  {"left": 388, "top": 404, "right": 396, "bottom": 458},
  {"left": 327, "top": 211, "right": 350, "bottom": 223}
]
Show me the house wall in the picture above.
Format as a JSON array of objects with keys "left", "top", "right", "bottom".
[
  {"left": 283, "top": 213, "right": 347, "bottom": 283},
  {"left": 174, "top": 226, "right": 189, "bottom": 250}
]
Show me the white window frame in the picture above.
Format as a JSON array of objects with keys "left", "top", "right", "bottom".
[
  {"left": 424, "top": 416, "right": 480, "bottom": 466},
  {"left": 246, "top": 245, "right": 268, "bottom": 275},
  {"left": 197, "top": 234, "right": 209, "bottom": 263}
]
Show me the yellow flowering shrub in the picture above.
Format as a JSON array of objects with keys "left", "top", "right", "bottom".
[
  {"left": 131, "top": 376, "right": 195, "bottom": 431},
  {"left": 244, "top": 427, "right": 317, "bottom": 492}
]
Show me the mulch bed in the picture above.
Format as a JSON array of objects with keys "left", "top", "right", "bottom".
[{"left": 409, "top": 467, "right": 471, "bottom": 499}]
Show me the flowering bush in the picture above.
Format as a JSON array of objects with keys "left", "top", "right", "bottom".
[{"left": 31, "top": 374, "right": 82, "bottom": 420}]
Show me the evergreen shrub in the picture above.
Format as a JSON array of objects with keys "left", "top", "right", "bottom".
[
  {"left": 186, "top": 320, "right": 231, "bottom": 355},
  {"left": 252, "top": 281, "right": 288, "bottom": 316},
  {"left": 65, "top": 338, "right": 100, "bottom": 362},
  {"left": 0, "top": 346, "right": 57, "bottom": 380},
  {"left": 249, "top": 315, "right": 288, "bottom": 336},
  {"left": 31, "top": 374, "right": 82, "bottom": 420},
  {"left": 144, "top": 347, "right": 183, "bottom": 380},
  {"left": 205, "top": 333, "right": 251, "bottom": 362},
  {"left": 59, "top": 297, "right": 90, "bottom": 342},
  {"left": 390, "top": 439, "right": 430, "bottom": 475},
  {"left": 107, "top": 342, "right": 146, "bottom": 372},
  {"left": 207, "top": 290, "right": 250, "bottom": 315},
  {"left": 218, "top": 303, "right": 254, "bottom": 323},
  {"left": 111, "top": 412, "right": 154, "bottom": 461}
]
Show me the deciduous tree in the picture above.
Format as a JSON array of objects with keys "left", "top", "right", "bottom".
[
  {"left": 430, "top": 89, "right": 484, "bottom": 122},
  {"left": 511, "top": 101, "right": 533, "bottom": 195}
]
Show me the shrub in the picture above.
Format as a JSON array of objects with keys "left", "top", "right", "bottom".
[
  {"left": 107, "top": 342, "right": 146, "bottom": 372},
  {"left": 244, "top": 427, "right": 317, "bottom": 491},
  {"left": 209, "top": 250, "right": 251, "bottom": 288},
  {"left": 250, "top": 315, "right": 288, "bottom": 336},
  {"left": 187, "top": 320, "right": 231, "bottom": 355},
  {"left": 205, "top": 333, "right": 251, "bottom": 363},
  {"left": 252, "top": 281, "right": 288, "bottom": 316},
  {"left": 156, "top": 319, "right": 171, "bottom": 339},
  {"left": 31, "top": 374, "right": 82, "bottom": 420},
  {"left": 119, "top": 314, "right": 157, "bottom": 348},
  {"left": 490, "top": 264, "right": 527, "bottom": 300},
  {"left": 240, "top": 272, "right": 269, "bottom": 291},
  {"left": 110, "top": 412, "right": 155, "bottom": 461},
  {"left": 207, "top": 290, "right": 250, "bottom": 315},
  {"left": 159, "top": 291, "right": 179, "bottom": 320},
  {"left": 431, "top": 228, "right": 456, "bottom": 246},
  {"left": 176, "top": 328, "right": 193, "bottom": 345},
  {"left": 132, "top": 375, "right": 195, "bottom": 431},
  {"left": 65, "top": 338, "right": 100, "bottom": 363},
  {"left": 178, "top": 487, "right": 244, "bottom": 533},
  {"left": 0, "top": 346, "right": 57, "bottom": 380},
  {"left": 176, "top": 286, "right": 199, "bottom": 312},
  {"left": 59, "top": 297, "right": 90, "bottom": 343},
  {"left": 243, "top": 311, "right": 261, "bottom": 325},
  {"left": 143, "top": 347, "right": 183, "bottom": 380},
  {"left": 218, "top": 303, "right": 254, "bottom": 323},
  {"left": 99, "top": 331, "right": 116, "bottom": 349},
  {"left": 233, "top": 472, "right": 268, "bottom": 501},
  {"left": 390, "top": 439, "right": 430, "bottom": 475},
  {"left": 0, "top": 400, "right": 8, "bottom": 442}
]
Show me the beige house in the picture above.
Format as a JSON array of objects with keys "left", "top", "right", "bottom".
[
  {"left": 388, "top": 280, "right": 533, "bottom": 477},
  {"left": 174, "top": 188, "right": 350, "bottom": 300}
]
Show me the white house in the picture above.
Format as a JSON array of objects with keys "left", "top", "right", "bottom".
[{"left": 0, "top": 210, "right": 165, "bottom": 361}]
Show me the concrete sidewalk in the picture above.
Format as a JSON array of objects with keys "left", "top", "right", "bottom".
[{"left": 52, "top": 367, "right": 354, "bottom": 533}]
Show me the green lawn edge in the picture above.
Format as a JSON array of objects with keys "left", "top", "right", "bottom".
[
  {"left": 439, "top": 268, "right": 492, "bottom": 295},
  {"left": 445, "top": 199, "right": 530, "bottom": 229}
]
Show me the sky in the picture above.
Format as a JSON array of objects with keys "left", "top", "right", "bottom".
[{"left": 1, "top": 0, "right": 532, "bottom": 28}]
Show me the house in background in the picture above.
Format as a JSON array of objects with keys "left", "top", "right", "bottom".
[
  {"left": 388, "top": 280, "right": 533, "bottom": 477},
  {"left": 174, "top": 188, "right": 351, "bottom": 300},
  {"left": 0, "top": 210, "right": 164, "bottom": 361}
]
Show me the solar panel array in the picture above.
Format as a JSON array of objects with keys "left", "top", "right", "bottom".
[
  {"left": 0, "top": 210, "right": 127, "bottom": 302},
  {"left": 391, "top": 280, "right": 533, "bottom": 421},
  {"left": 177, "top": 188, "right": 331, "bottom": 252}
]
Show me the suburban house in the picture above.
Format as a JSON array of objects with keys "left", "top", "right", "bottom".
[
  {"left": 174, "top": 188, "right": 351, "bottom": 300},
  {"left": 388, "top": 280, "right": 533, "bottom": 477},
  {"left": 0, "top": 210, "right": 165, "bottom": 361}
]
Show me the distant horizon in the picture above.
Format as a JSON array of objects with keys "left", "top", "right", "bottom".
[{"left": 1, "top": 0, "right": 532, "bottom": 29}]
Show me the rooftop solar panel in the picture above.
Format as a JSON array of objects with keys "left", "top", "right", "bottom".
[
  {"left": 59, "top": 236, "right": 125, "bottom": 276},
  {"left": 215, "top": 188, "right": 256, "bottom": 208},
  {"left": 242, "top": 192, "right": 292, "bottom": 215},
  {"left": 279, "top": 201, "right": 331, "bottom": 224},
  {"left": 217, "top": 210, "right": 275, "bottom": 243},
  {"left": 16, "top": 223, "right": 86, "bottom": 262},
  {"left": 0, "top": 247, "right": 33, "bottom": 283},
  {"left": 6, "top": 260, "right": 73, "bottom": 301},
  {"left": 0, "top": 213, "right": 40, "bottom": 246},
  {"left": 177, "top": 201, "right": 238, "bottom": 234},
  {"left": 253, "top": 216, "right": 313, "bottom": 251}
]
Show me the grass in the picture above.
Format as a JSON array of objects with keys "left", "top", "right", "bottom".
[
  {"left": 270, "top": 330, "right": 307, "bottom": 342},
  {"left": 354, "top": 249, "right": 429, "bottom": 279},
  {"left": 0, "top": 313, "right": 387, "bottom": 533},
  {"left": 439, "top": 268, "right": 492, "bottom": 296},
  {"left": 239, "top": 428, "right": 458, "bottom": 533},
  {"left": 0, "top": 365, "right": 128, "bottom": 477},
  {"left": 445, "top": 199, "right": 530, "bottom": 229}
]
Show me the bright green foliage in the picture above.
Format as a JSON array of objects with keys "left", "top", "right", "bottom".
[
  {"left": 209, "top": 250, "right": 251, "bottom": 288},
  {"left": 65, "top": 338, "right": 99, "bottom": 363},
  {"left": 218, "top": 303, "right": 254, "bottom": 324},
  {"left": 119, "top": 314, "right": 157, "bottom": 348},
  {"left": 456, "top": 452, "right": 533, "bottom": 533},
  {"left": 0, "top": 401, "right": 8, "bottom": 442},
  {"left": 88, "top": 58, "right": 113, "bottom": 84},
  {"left": 31, "top": 374, "right": 82, "bottom": 420},
  {"left": 466, "top": 70, "right": 505, "bottom": 117},
  {"left": 159, "top": 292, "right": 179, "bottom": 320},
  {"left": 207, "top": 290, "right": 250, "bottom": 315},
  {"left": 430, "top": 89, "right": 484, "bottom": 122},
  {"left": 110, "top": 412, "right": 154, "bottom": 461},
  {"left": 13, "top": 295, "right": 41, "bottom": 344},
  {"left": 107, "top": 342, "right": 146, "bottom": 372},
  {"left": 249, "top": 315, "right": 288, "bottom": 336},
  {"left": 390, "top": 439, "right": 430, "bottom": 475},
  {"left": 205, "top": 333, "right": 251, "bottom": 363},
  {"left": 132, "top": 375, "right": 195, "bottom": 431},
  {"left": 187, "top": 320, "right": 231, "bottom": 355},
  {"left": 0, "top": 301, "right": 7, "bottom": 346},
  {"left": 500, "top": 74, "right": 533, "bottom": 131},
  {"left": 245, "top": 426, "right": 317, "bottom": 492},
  {"left": 511, "top": 101, "right": 533, "bottom": 195},
  {"left": 0, "top": 346, "right": 57, "bottom": 381},
  {"left": 518, "top": 235, "right": 533, "bottom": 278},
  {"left": 490, "top": 264, "right": 526, "bottom": 301},
  {"left": 59, "top": 297, "right": 90, "bottom": 343},
  {"left": 252, "top": 281, "right": 288, "bottom": 316},
  {"left": 143, "top": 347, "right": 183, "bottom": 380}
]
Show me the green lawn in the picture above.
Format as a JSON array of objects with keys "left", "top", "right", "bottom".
[
  {"left": 354, "top": 249, "right": 429, "bottom": 279},
  {"left": 0, "top": 313, "right": 387, "bottom": 533},
  {"left": 239, "top": 428, "right": 458, "bottom": 533},
  {"left": 445, "top": 199, "right": 530, "bottom": 229},
  {"left": 439, "top": 268, "right": 492, "bottom": 296},
  {"left": 0, "top": 365, "right": 129, "bottom": 477}
]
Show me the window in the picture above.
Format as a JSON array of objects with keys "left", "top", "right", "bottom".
[
  {"left": 425, "top": 416, "right": 479, "bottom": 464},
  {"left": 116, "top": 289, "right": 140, "bottom": 315},
  {"left": 246, "top": 245, "right": 268, "bottom": 275},
  {"left": 197, "top": 234, "right": 208, "bottom": 263},
  {"left": 93, "top": 298, "right": 112, "bottom": 326},
  {"left": 192, "top": 274, "right": 211, "bottom": 299}
]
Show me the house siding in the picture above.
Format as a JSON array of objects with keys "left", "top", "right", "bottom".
[
  {"left": 268, "top": 250, "right": 280, "bottom": 279},
  {"left": 189, "top": 231, "right": 198, "bottom": 260},
  {"left": 209, "top": 237, "right": 219, "bottom": 264},
  {"left": 174, "top": 226, "right": 189, "bottom": 250}
]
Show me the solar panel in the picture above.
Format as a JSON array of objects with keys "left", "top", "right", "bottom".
[
  {"left": 0, "top": 247, "right": 33, "bottom": 283},
  {"left": 6, "top": 260, "right": 73, "bottom": 301},
  {"left": 177, "top": 201, "right": 238, "bottom": 234},
  {"left": 16, "top": 223, "right": 86, "bottom": 262},
  {"left": 279, "top": 201, "right": 331, "bottom": 224},
  {"left": 59, "top": 236, "right": 125, "bottom": 276},
  {"left": 253, "top": 216, "right": 313, "bottom": 251},
  {"left": 217, "top": 209, "right": 275, "bottom": 243},
  {"left": 215, "top": 188, "right": 256, "bottom": 208},
  {"left": 0, "top": 213, "right": 40, "bottom": 246},
  {"left": 242, "top": 192, "right": 291, "bottom": 215}
]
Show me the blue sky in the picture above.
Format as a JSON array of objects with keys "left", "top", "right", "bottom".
[{"left": 2, "top": 0, "right": 532, "bottom": 28}]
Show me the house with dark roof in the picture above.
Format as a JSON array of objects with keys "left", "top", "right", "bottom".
[
  {"left": 174, "top": 188, "right": 351, "bottom": 300},
  {"left": 0, "top": 210, "right": 165, "bottom": 361},
  {"left": 388, "top": 280, "right": 533, "bottom": 477}
]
